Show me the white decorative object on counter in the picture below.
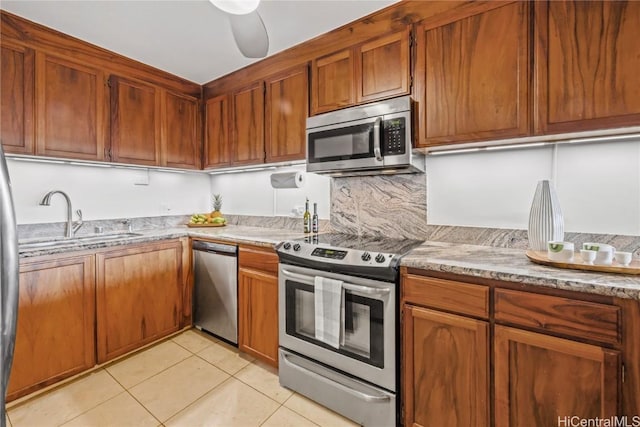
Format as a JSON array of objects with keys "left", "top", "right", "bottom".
[{"left": 528, "top": 180, "right": 564, "bottom": 251}]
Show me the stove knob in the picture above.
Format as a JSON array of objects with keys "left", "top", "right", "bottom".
[
  {"left": 361, "top": 252, "right": 371, "bottom": 261},
  {"left": 293, "top": 244, "right": 301, "bottom": 252},
  {"left": 375, "top": 253, "right": 386, "bottom": 263},
  {"left": 283, "top": 242, "right": 292, "bottom": 250}
]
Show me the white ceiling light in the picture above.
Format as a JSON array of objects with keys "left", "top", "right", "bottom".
[{"left": 209, "top": 0, "right": 260, "bottom": 15}]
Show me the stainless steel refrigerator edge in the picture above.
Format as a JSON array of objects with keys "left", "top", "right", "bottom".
[
  {"left": 0, "top": 146, "right": 19, "bottom": 425},
  {"left": 192, "top": 241, "right": 238, "bottom": 344}
]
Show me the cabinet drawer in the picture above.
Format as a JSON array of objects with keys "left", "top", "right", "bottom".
[
  {"left": 494, "top": 289, "right": 620, "bottom": 345},
  {"left": 239, "top": 245, "right": 278, "bottom": 274},
  {"left": 403, "top": 274, "right": 489, "bottom": 319}
]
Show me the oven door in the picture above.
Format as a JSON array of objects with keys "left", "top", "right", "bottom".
[
  {"left": 306, "top": 117, "right": 384, "bottom": 173},
  {"left": 278, "top": 263, "right": 396, "bottom": 392}
]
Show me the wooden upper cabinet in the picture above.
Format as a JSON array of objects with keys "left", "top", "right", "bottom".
[
  {"left": 311, "top": 48, "right": 355, "bottom": 115},
  {"left": 162, "top": 90, "right": 200, "bottom": 169},
  {"left": 415, "top": 2, "right": 530, "bottom": 147},
  {"left": 535, "top": 1, "right": 640, "bottom": 134},
  {"left": 494, "top": 325, "right": 619, "bottom": 427},
  {"left": 9, "top": 254, "right": 95, "bottom": 401},
  {"left": 110, "top": 75, "right": 160, "bottom": 166},
  {"left": 356, "top": 29, "right": 410, "bottom": 104},
  {"left": 230, "top": 81, "right": 264, "bottom": 166},
  {"left": 403, "top": 305, "right": 489, "bottom": 427},
  {"left": 1, "top": 41, "right": 34, "bottom": 155},
  {"left": 265, "top": 65, "right": 308, "bottom": 163},
  {"left": 204, "top": 94, "right": 231, "bottom": 168},
  {"left": 35, "top": 53, "right": 107, "bottom": 160}
]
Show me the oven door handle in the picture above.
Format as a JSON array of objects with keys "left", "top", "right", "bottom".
[
  {"left": 280, "top": 268, "right": 391, "bottom": 296},
  {"left": 281, "top": 352, "right": 391, "bottom": 403}
]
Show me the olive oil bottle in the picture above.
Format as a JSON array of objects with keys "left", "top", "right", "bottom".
[{"left": 303, "top": 198, "right": 311, "bottom": 233}]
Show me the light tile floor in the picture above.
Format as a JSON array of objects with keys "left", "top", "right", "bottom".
[{"left": 7, "top": 329, "right": 360, "bottom": 427}]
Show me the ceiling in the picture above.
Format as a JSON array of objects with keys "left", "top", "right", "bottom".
[{"left": 0, "top": 0, "right": 398, "bottom": 84}]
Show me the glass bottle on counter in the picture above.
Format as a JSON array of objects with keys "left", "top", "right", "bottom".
[
  {"left": 312, "top": 203, "right": 319, "bottom": 234},
  {"left": 303, "top": 198, "right": 311, "bottom": 233}
]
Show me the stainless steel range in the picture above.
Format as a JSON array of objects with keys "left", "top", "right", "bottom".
[{"left": 276, "top": 233, "right": 423, "bottom": 427}]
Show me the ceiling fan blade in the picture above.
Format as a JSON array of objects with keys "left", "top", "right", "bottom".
[{"left": 228, "top": 10, "right": 269, "bottom": 58}]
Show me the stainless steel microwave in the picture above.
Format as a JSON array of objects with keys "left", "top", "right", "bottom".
[{"left": 306, "top": 96, "right": 424, "bottom": 177}]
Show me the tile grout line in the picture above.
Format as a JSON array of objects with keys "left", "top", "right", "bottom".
[
  {"left": 122, "top": 389, "right": 163, "bottom": 426},
  {"left": 52, "top": 389, "right": 128, "bottom": 427},
  {"left": 279, "top": 393, "right": 324, "bottom": 427},
  {"left": 118, "top": 335, "right": 223, "bottom": 424},
  {"left": 161, "top": 375, "right": 240, "bottom": 425},
  {"left": 104, "top": 342, "right": 193, "bottom": 390}
]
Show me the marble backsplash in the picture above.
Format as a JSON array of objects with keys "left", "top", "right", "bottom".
[
  {"left": 18, "top": 215, "right": 191, "bottom": 240},
  {"left": 17, "top": 213, "right": 329, "bottom": 240},
  {"left": 330, "top": 174, "right": 428, "bottom": 239},
  {"left": 327, "top": 173, "right": 640, "bottom": 253},
  {"left": 18, "top": 173, "right": 640, "bottom": 254}
]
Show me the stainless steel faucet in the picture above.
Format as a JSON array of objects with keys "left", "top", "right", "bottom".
[{"left": 39, "top": 190, "right": 83, "bottom": 238}]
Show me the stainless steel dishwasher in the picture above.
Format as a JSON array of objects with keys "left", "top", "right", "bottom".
[{"left": 193, "top": 241, "right": 238, "bottom": 344}]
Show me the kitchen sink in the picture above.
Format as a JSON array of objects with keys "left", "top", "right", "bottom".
[{"left": 19, "top": 232, "right": 144, "bottom": 250}]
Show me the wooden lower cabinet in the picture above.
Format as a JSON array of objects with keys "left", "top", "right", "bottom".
[
  {"left": 8, "top": 254, "right": 95, "bottom": 401},
  {"left": 238, "top": 245, "right": 278, "bottom": 367},
  {"left": 494, "top": 325, "right": 619, "bottom": 427},
  {"left": 96, "top": 240, "right": 183, "bottom": 363},
  {"left": 403, "top": 304, "right": 489, "bottom": 427}
]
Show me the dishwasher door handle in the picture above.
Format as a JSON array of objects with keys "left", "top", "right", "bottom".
[{"left": 192, "top": 241, "right": 237, "bottom": 255}]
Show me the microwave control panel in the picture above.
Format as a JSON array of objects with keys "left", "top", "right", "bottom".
[{"left": 382, "top": 118, "right": 406, "bottom": 155}]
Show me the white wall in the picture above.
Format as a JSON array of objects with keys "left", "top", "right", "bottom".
[
  {"left": 426, "top": 138, "right": 640, "bottom": 235},
  {"left": 7, "top": 159, "right": 211, "bottom": 224},
  {"left": 209, "top": 165, "right": 331, "bottom": 219}
]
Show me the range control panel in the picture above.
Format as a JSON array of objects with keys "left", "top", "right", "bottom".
[{"left": 279, "top": 241, "right": 396, "bottom": 268}]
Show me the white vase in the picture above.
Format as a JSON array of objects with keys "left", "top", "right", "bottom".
[{"left": 528, "top": 180, "right": 564, "bottom": 251}]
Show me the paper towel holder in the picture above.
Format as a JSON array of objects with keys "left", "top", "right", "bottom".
[{"left": 270, "top": 171, "right": 306, "bottom": 189}]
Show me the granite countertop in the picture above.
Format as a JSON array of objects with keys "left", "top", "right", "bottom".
[
  {"left": 20, "top": 227, "right": 640, "bottom": 301},
  {"left": 18, "top": 224, "right": 309, "bottom": 258},
  {"left": 401, "top": 241, "right": 640, "bottom": 301}
]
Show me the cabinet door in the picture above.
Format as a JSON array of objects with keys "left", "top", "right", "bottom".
[
  {"left": 162, "top": 90, "right": 200, "bottom": 169},
  {"left": 230, "top": 82, "right": 264, "bottom": 166},
  {"left": 8, "top": 255, "right": 95, "bottom": 402},
  {"left": 0, "top": 41, "right": 34, "bottom": 155},
  {"left": 415, "top": 2, "right": 530, "bottom": 147},
  {"left": 110, "top": 76, "right": 161, "bottom": 166},
  {"left": 238, "top": 267, "right": 278, "bottom": 367},
  {"left": 494, "top": 325, "right": 619, "bottom": 427},
  {"left": 356, "top": 29, "right": 410, "bottom": 103},
  {"left": 265, "top": 66, "right": 308, "bottom": 163},
  {"left": 535, "top": 1, "right": 640, "bottom": 134},
  {"left": 96, "top": 241, "right": 182, "bottom": 363},
  {"left": 204, "top": 94, "right": 231, "bottom": 168},
  {"left": 311, "top": 48, "right": 355, "bottom": 115},
  {"left": 36, "top": 53, "right": 107, "bottom": 160},
  {"left": 403, "top": 305, "right": 489, "bottom": 427}
]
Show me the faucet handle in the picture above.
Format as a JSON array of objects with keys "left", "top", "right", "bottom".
[
  {"left": 75, "top": 209, "right": 83, "bottom": 221},
  {"left": 122, "top": 218, "right": 133, "bottom": 232}
]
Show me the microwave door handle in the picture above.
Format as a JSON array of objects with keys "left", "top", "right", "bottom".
[
  {"left": 373, "top": 117, "right": 383, "bottom": 162},
  {"left": 280, "top": 269, "right": 391, "bottom": 296}
]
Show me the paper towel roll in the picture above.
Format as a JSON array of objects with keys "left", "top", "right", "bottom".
[{"left": 270, "top": 171, "right": 306, "bottom": 189}]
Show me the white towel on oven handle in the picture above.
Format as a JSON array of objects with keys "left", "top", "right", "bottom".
[{"left": 314, "top": 276, "right": 344, "bottom": 349}]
